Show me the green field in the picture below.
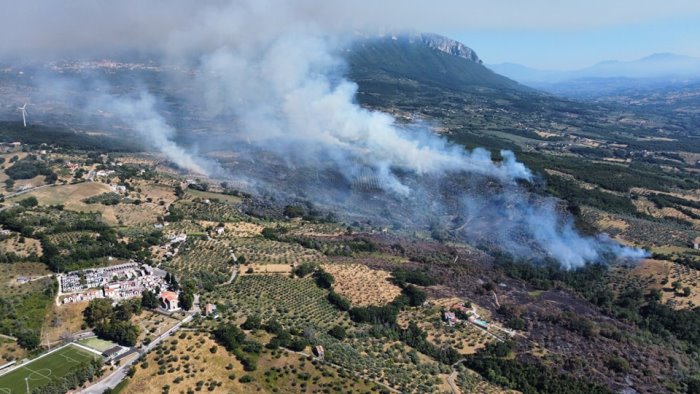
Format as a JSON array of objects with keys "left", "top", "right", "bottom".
[
  {"left": 78, "top": 337, "right": 117, "bottom": 353},
  {"left": 0, "top": 344, "right": 100, "bottom": 393}
]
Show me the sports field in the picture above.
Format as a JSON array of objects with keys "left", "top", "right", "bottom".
[{"left": 0, "top": 344, "right": 100, "bottom": 394}]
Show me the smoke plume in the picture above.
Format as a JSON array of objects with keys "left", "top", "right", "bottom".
[{"left": 0, "top": 0, "right": 648, "bottom": 268}]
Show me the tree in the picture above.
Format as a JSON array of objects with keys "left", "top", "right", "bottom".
[
  {"left": 84, "top": 299, "right": 114, "bottom": 327},
  {"left": 283, "top": 204, "right": 304, "bottom": 218},
  {"left": 327, "top": 290, "right": 351, "bottom": 311},
  {"left": 403, "top": 285, "right": 427, "bottom": 307},
  {"left": 672, "top": 280, "right": 682, "bottom": 292},
  {"left": 293, "top": 262, "right": 317, "bottom": 278},
  {"left": 241, "top": 315, "right": 262, "bottom": 330},
  {"left": 328, "top": 325, "right": 346, "bottom": 340},
  {"left": 17, "top": 330, "right": 40, "bottom": 350},
  {"left": 313, "top": 269, "right": 335, "bottom": 289},
  {"left": 179, "top": 291, "right": 194, "bottom": 311},
  {"left": 683, "top": 287, "right": 692, "bottom": 297},
  {"left": 18, "top": 196, "right": 38, "bottom": 208},
  {"left": 141, "top": 290, "right": 159, "bottom": 309}
]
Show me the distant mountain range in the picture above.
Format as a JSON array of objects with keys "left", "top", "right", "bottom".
[{"left": 490, "top": 53, "right": 700, "bottom": 97}]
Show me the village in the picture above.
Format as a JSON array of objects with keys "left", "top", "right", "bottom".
[{"left": 58, "top": 261, "right": 178, "bottom": 309}]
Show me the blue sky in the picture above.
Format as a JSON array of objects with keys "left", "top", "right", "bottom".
[{"left": 445, "top": 14, "right": 700, "bottom": 70}]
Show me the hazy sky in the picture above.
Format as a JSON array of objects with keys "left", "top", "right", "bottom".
[
  {"left": 1, "top": 0, "right": 700, "bottom": 70},
  {"left": 446, "top": 8, "right": 700, "bottom": 69}
]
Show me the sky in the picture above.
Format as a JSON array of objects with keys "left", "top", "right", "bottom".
[
  {"left": 1, "top": 0, "right": 700, "bottom": 70},
  {"left": 445, "top": 8, "right": 700, "bottom": 70}
]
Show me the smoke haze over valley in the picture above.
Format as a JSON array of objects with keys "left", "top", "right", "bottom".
[{"left": 0, "top": 0, "right": 651, "bottom": 269}]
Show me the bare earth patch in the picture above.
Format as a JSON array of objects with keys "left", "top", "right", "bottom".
[
  {"left": 44, "top": 302, "right": 89, "bottom": 343},
  {"left": 321, "top": 263, "right": 402, "bottom": 307}
]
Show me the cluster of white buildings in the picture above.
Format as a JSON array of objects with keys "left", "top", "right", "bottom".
[{"left": 60, "top": 262, "right": 168, "bottom": 305}]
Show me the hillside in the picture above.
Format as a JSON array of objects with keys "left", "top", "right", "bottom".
[{"left": 347, "top": 35, "right": 528, "bottom": 95}]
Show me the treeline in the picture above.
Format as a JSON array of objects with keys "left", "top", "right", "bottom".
[
  {"left": 464, "top": 342, "right": 613, "bottom": 394},
  {"left": 262, "top": 226, "right": 377, "bottom": 256},
  {"left": 212, "top": 323, "right": 260, "bottom": 372},
  {"left": 4, "top": 155, "right": 57, "bottom": 183},
  {"left": 84, "top": 299, "right": 141, "bottom": 346},
  {"left": 0, "top": 121, "right": 137, "bottom": 151}
]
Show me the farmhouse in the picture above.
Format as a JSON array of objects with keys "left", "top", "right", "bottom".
[
  {"left": 443, "top": 311, "right": 457, "bottom": 326},
  {"left": 204, "top": 303, "right": 219, "bottom": 318},
  {"left": 315, "top": 345, "right": 325, "bottom": 359}
]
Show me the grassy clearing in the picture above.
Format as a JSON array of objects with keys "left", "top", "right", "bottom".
[
  {"left": 9, "top": 182, "right": 111, "bottom": 210},
  {"left": 43, "top": 302, "right": 89, "bottom": 343},
  {"left": 0, "top": 337, "right": 26, "bottom": 365}
]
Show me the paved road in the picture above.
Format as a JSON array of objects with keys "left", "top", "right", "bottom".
[
  {"left": 79, "top": 314, "right": 193, "bottom": 393},
  {"left": 3, "top": 183, "right": 54, "bottom": 200},
  {"left": 0, "top": 183, "right": 57, "bottom": 212}
]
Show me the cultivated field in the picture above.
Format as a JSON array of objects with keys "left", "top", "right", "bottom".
[
  {"left": 0, "top": 344, "right": 99, "bottom": 393},
  {"left": 0, "top": 236, "right": 42, "bottom": 258},
  {"left": 122, "top": 332, "right": 379, "bottom": 394},
  {"left": 398, "top": 304, "right": 495, "bottom": 356},
  {"left": 212, "top": 275, "right": 349, "bottom": 331},
  {"left": 228, "top": 237, "right": 326, "bottom": 266},
  {"left": 132, "top": 311, "right": 182, "bottom": 345},
  {"left": 10, "top": 182, "right": 111, "bottom": 211},
  {"left": 321, "top": 263, "right": 402, "bottom": 307}
]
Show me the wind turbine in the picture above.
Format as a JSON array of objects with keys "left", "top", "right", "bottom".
[{"left": 17, "top": 102, "right": 28, "bottom": 128}]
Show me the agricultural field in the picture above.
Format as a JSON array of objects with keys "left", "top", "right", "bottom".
[
  {"left": 8, "top": 182, "right": 112, "bottom": 211},
  {"left": 397, "top": 304, "right": 495, "bottom": 356},
  {"left": 0, "top": 344, "right": 101, "bottom": 394},
  {"left": 172, "top": 197, "right": 245, "bottom": 223},
  {"left": 456, "top": 366, "right": 514, "bottom": 394},
  {"left": 132, "top": 311, "right": 182, "bottom": 345},
  {"left": 163, "top": 238, "right": 233, "bottom": 284},
  {"left": 315, "top": 333, "right": 451, "bottom": 393},
  {"left": 199, "top": 220, "right": 264, "bottom": 238},
  {"left": 321, "top": 263, "right": 402, "bottom": 307},
  {"left": 228, "top": 237, "right": 326, "bottom": 266},
  {"left": 121, "top": 332, "right": 380, "bottom": 394},
  {"left": 210, "top": 275, "right": 349, "bottom": 331}
]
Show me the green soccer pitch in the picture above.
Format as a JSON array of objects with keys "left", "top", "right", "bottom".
[{"left": 0, "top": 344, "right": 100, "bottom": 394}]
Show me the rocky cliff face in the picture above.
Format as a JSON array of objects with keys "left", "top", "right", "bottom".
[{"left": 416, "top": 33, "right": 482, "bottom": 64}]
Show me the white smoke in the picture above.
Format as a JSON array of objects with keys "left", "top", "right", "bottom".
[
  {"left": 99, "top": 91, "right": 219, "bottom": 175},
  {"left": 1, "top": 0, "right": 648, "bottom": 268}
]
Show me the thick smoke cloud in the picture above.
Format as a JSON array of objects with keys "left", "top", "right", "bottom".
[{"left": 1, "top": 0, "right": 648, "bottom": 268}]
